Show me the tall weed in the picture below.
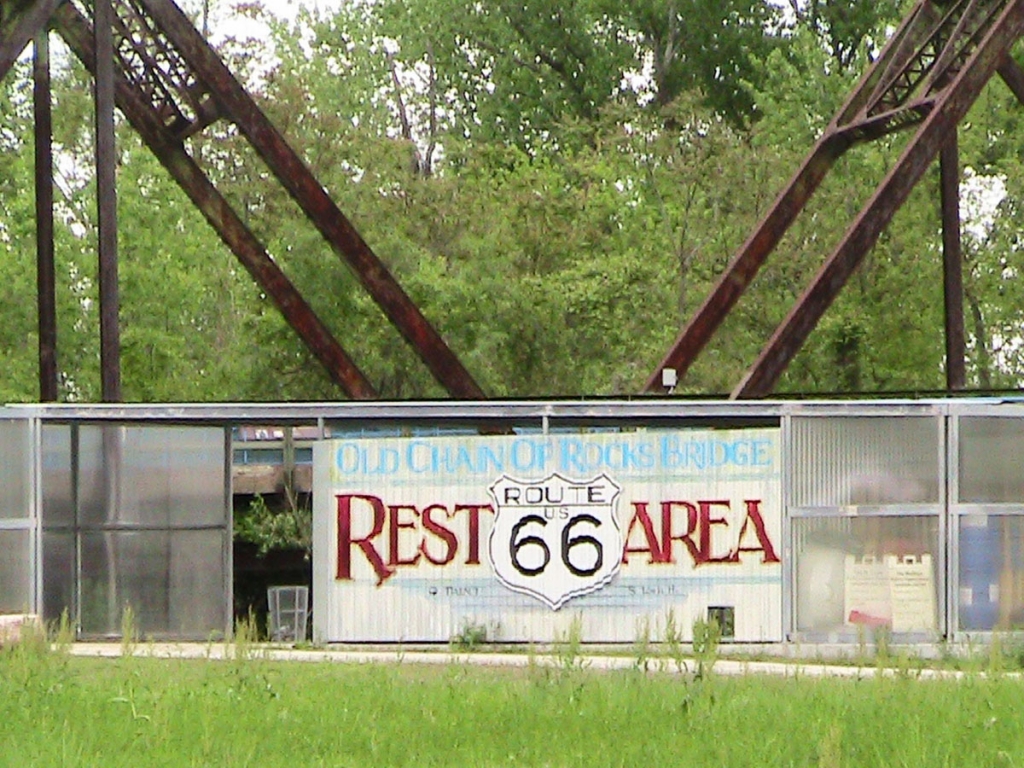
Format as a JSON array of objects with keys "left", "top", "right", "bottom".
[
  {"left": 692, "top": 617, "right": 721, "bottom": 680},
  {"left": 663, "top": 609, "right": 687, "bottom": 673},
  {"left": 552, "top": 614, "right": 588, "bottom": 674},
  {"left": 632, "top": 617, "right": 652, "bottom": 672}
]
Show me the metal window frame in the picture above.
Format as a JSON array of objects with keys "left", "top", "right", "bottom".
[
  {"left": 783, "top": 407, "right": 947, "bottom": 642},
  {"left": 949, "top": 407, "right": 1024, "bottom": 640}
]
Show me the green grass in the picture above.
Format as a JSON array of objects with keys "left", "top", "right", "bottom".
[{"left": 3, "top": 640, "right": 1024, "bottom": 767}]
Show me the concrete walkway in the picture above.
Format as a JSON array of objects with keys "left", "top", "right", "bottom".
[{"left": 66, "top": 642, "right": 988, "bottom": 680}]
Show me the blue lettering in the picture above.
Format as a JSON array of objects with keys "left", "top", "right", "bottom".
[
  {"left": 407, "top": 441, "right": 434, "bottom": 473},
  {"left": 753, "top": 439, "right": 772, "bottom": 466},
  {"left": 511, "top": 438, "right": 548, "bottom": 472},
  {"left": 605, "top": 442, "right": 623, "bottom": 469},
  {"left": 559, "top": 438, "right": 586, "bottom": 472},
  {"left": 660, "top": 435, "right": 683, "bottom": 469},
  {"left": 634, "top": 441, "right": 655, "bottom": 469},
  {"left": 659, "top": 435, "right": 776, "bottom": 471},
  {"left": 450, "top": 445, "right": 476, "bottom": 473},
  {"left": 687, "top": 440, "right": 705, "bottom": 470},
  {"left": 368, "top": 447, "right": 399, "bottom": 475},
  {"left": 335, "top": 443, "right": 363, "bottom": 474},
  {"left": 478, "top": 444, "right": 505, "bottom": 473},
  {"left": 709, "top": 440, "right": 728, "bottom": 468}
]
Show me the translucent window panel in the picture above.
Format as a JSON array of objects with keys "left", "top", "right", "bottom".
[
  {"left": 793, "top": 515, "right": 940, "bottom": 634},
  {"left": 77, "top": 426, "right": 128, "bottom": 526},
  {"left": 78, "top": 425, "right": 226, "bottom": 527},
  {"left": 0, "top": 529, "right": 33, "bottom": 613},
  {"left": 80, "top": 530, "right": 226, "bottom": 638},
  {"left": 958, "top": 514, "right": 1024, "bottom": 631},
  {"left": 80, "top": 531, "right": 169, "bottom": 635},
  {"left": 790, "top": 417, "right": 940, "bottom": 507},
  {"left": 0, "top": 420, "right": 32, "bottom": 519},
  {"left": 42, "top": 531, "right": 75, "bottom": 623},
  {"left": 958, "top": 418, "right": 1024, "bottom": 503},
  {"left": 42, "top": 425, "right": 73, "bottom": 528},
  {"left": 168, "top": 530, "right": 227, "bottom": 637}
]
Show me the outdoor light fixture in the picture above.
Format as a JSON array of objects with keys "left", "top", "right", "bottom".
[{"left": 661, "top": 367, "right": 678, "bottom": 392}]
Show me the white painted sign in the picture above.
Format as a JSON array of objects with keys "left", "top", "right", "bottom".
[{"left": 313, "top": 428, "right": 782, "bottom": 643}]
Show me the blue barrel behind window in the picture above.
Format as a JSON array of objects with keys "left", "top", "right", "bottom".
[{"left": 959, "top": 516, "right": 1002, "bottom": 630}]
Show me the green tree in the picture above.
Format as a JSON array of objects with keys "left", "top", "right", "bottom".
[
  {"left": 609, "top": 0, "right": 780, "bottom": 126},
  {"left": 4, "top": 0, "right": 1013, "bottom": 404},
  {"left": 785, "top": 0, "right": 906, "bottom": 70}
]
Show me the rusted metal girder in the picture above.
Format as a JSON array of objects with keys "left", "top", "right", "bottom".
[
  {"left": 647, "top": 0, "right": 1024, "bottom": 397},
  {"left": 642, "top": 133, "right": 850, "bottom": 393},
  {"left": 134, "top": 0, "right": 485, "bottom": 399},
  {"left": 643, "top": 2, "right": 930, "bottom": 393},
  {"left": 998, "top": 55, "right": 1024, "bottom": 102},
  {"left": 0, "top": 0, "right": 63, "bottom": 82},
  {"left": 55, "top": 2, "right": 379, "bottom": 399},
  {"left": 732, "top": 0, "right": 1024, "bottom": 398},
  {"left": 95, "top": 0, "right": 122, "bottom": 403},
  {"left": 34, "top": 29, "right": 57, "bottom": 402},
  {"left": 941, "top": 135, "right": 967, "bottom": 391}
]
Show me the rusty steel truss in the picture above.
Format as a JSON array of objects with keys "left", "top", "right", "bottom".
[
  {"left": 647, "top": 0, "right": 1024, "bottom": 398},
  {"left": 3, "top": 0, "right": 1024, "bottom": 402},
  {"left": 1, "top": 0, "right": 485, "bottom": 402}
]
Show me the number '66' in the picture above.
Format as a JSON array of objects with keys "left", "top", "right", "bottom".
[{"left": 509, "top": 514, "right": 604, "bottom": 578}]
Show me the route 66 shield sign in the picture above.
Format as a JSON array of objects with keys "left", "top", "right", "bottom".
[{"left": 487, "top": 473, "right": 623, "bottom": 609}]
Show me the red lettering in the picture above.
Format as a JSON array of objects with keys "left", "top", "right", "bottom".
[
  {"left": 333, "top": 492, "right": 778, "bottom": 584},
  {"left": 698, "top": 500, "right": 733, "bottom": 564},
  {"left": 388, "top": 505, "right": 422, "bottom": 568},
  {"left": 660, "top": 501, "right": 700, "bottom": 565},
  {"left": 456, "top": 504, "right": 491, "bottom": 565},
  {"left": 623, "top": 503, "right": 665, "bottom": 563},
  {"left": 732, "top": 499, "right": 780, "bottom": 563},
  {"left": 420, "top": 505, "right": 458, "bottom": 566},
  {"left": 336, "top": 494, "right": 393, "bottom": 586}
]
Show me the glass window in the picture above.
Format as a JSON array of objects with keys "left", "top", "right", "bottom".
[
  {"left": 958, "top": 514, "right": 1024, "bottom": 631},
  {"left": 78, "top": 425, "right": 226, "bottom": 527},
  {"left": 42, "top": 426, "right": 73, "bottom": 528},
  {"left": 794, "top": 515, "right": 940, "bottom": 634},
  {"left": 79, "top": 529, "right": 226, "bottom": 638},
  {"left": 0, "top": 420, "right": 32, "bottom": 520},
  {"left": 959, "top": 418, "right": 1024, "bottom": 504},
  {"left": 790, "top": 416, "right": 940, "bottom": 507},
  {"left": 0, "top": 529, "right": 33, "bottom": 613},
  {"left": 42, "top": 531, "right": 75, "bottom": 623},
  {"left": 80, "top": 531, "right": 169, "bottom": 636}
]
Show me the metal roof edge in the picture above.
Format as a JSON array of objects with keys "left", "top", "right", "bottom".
[{"left": 4, "top": 396, "right": 1022, "bottom": 422}]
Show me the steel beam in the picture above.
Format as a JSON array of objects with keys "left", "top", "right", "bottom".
[
  {"left": 647, "top": 0, "right": 1024, "bottom": 397},
  {"left": 643, "top": 0, "right": 943, "bottom": 393},
  {"left": 140, "top": 145, "right": 381, "bottom": 400},
  {"left": 846, "top": 0, "right": 950, "bottom": 122},
  {"left": 643, "top": 133, "right": 850, "bottom": 391},
  {"left": 33, "top": 29, "right": 57, "bottom": 402},
  {"left": 940, "top": 135, "right": 966, "bottom": 391},
  {"left": 997, "top": 55, "right": 1024, "bottom": 102},
  {"left": 0, "top": 0, "right": 63, "bottom": 83},
  {"left": 55, "top": 3, "right": 379, "bottom": 400},
  {"left": 136, "top": 0, "right": 485, "bottom": 399},
  {"left": 731, "top": 0, "right": 1024, "bottom": 399},
  {"left": 832, "top": 1, "right": 940, "bottom": 127},
  {"left": 95, "top": 0, "right": 121, "bottom": 403}
]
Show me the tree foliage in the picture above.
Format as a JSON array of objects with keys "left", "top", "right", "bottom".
[{"left": 1, "top": 0, "right": 1021, "bottom": 401}]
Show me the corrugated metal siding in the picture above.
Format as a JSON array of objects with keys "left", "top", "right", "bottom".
[
  {"left": 958, "top": 417, "right": 1024, "bottom": 503},
  {"left": 790, "top": 416, "right": 941, "bottom": 507}
]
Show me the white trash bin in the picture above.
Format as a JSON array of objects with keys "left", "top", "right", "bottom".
[{"left": 267, "top": 585, "right": 309, "bottom": 642}]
